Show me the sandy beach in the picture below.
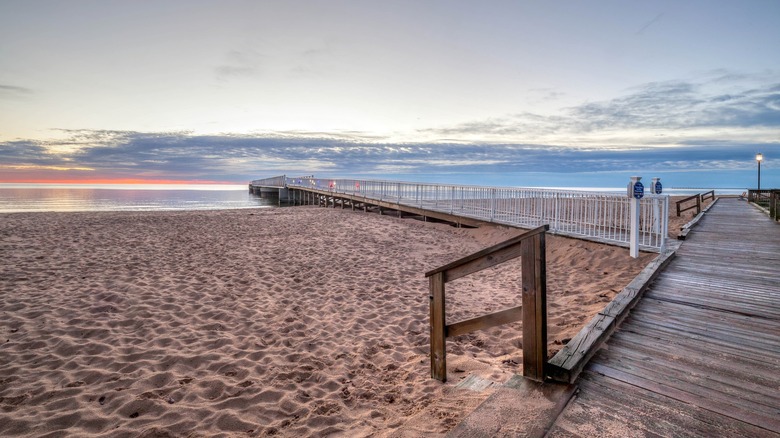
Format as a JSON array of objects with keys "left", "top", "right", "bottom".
[{"left": 1, "top": 206, "right": 653, "bottom": 436}]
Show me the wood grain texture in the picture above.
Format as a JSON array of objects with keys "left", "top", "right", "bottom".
[
  {"left": 429, "top": 272, "right": 447, "bottom": 382},
  {"left": 549, "top": 197, "right": 780, "bottom": 436}
]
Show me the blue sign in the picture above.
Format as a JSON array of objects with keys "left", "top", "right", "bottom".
[
  {"left": 633, "top": 181, "right": 645, "bottom": 199},
  {"left": 654, "top": 181, "right": 662, "bottom": 194}
]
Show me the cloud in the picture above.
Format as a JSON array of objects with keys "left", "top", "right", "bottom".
[
  {"left": 1, "top": 127, "right": 772, "bottom": 184},
  {"left": 636, "top": 13, "right": 664, "bottom": 35},
  {"left": 215, "top": 49, "right": 264, "bottom": 80},
  {"left": 1, "top": 74, "right": 776, "bottom": 183},
  {"left": 426, "top": 74, "right": 780, "bottom": 145},
  {"left": 0, "top": 84, "right": 33, "bottom": 100}
]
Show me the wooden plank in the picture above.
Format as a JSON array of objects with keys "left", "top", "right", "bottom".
[
  {"left": 522, "top": 233, "right": 547, "bottom": 382},
  {"left": 608, "top": 330, "right": 780, "bottom": 389},
  {"left": 429, "top": 272, "right": 446, "bottom": 382},
  {"left": 631, "top": 312, "right": 780, "bottom": 357},
  {"left": 562, "top": 371, "right": 774, "bottom": 437},
  {"left": 592, "top": 345, "right": 780, "bottom": 416},
  {"left": 609, "top": 331, "right": 780, "bottom": 390},
  {"left": 546, "top": 247, "right": 676, "bottom": 383},
  {"left": 645, "top": 288, "right": 780, "bottom": 320},
  {"left": 596, "top": 339, "right": 780, "bottom": 405},
  {"left": 633, "top": 298, "right": 780, "bottom": 343},
  {"left": 633, "top": 296, "right": 780, "bottom": 351},
  {"left": 553, "top": 198, "right": 780, "bottom": 434},
  {"left": 621, "top": 316, "right": 780, "bottom": 364},
  {"left": 584, "top": 363, "right": 780, "bottom": 432},
  {"left": 443, "top": 241, "right": 525, "bottom": 283},
  {"left": 425, "top": 224, "right": 549, "bottom": 279},
  {"left": 448, "top": 377, "right": 577, "bottom": 438},
  {"left": 445, "top": 305, "right": 522, "bottom": 338}
]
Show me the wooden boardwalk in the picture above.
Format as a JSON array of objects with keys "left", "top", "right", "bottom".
[{"left": 549, "top": 198, "right": 780, "bottom": 437}]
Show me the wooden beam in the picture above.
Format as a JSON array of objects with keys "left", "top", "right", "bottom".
[
  {"left": 446, "top": 306, "right": 523, "bottom": 338},
  {"left": 522, "top": 232, "right": 547, "bottom": 382},
  {"left": 425, "top": 225, "right": 549, "bottom": 279},
  {"left": 443, "top": 244, "right": 525, "bottom": 283},
  {"left": 546, "top": 247, "right": 676, "bottom": 383},
  {"left": 429, "top": 272, "right": 447, "bottom": 382}
]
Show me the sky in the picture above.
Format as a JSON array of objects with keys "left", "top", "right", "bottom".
[{"left": 1, "top": 0, "right": 778, "bottom": 188}]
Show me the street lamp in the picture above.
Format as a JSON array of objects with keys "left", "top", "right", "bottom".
[{"left": 756, "top": 153, "right": 763, "bottom": 191}]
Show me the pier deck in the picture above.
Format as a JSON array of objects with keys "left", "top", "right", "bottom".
[{"left": 549, "top": 197, "right": 780, "bottom": 436}]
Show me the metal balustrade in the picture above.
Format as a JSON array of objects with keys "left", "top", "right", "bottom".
[{"left": 254, "top": 175, "right": 669, "bottom": 252}]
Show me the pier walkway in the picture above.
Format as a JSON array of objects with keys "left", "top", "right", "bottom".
[
  {"left": 251, "top": 176, "right": 670, "bottom": 253},
  {"left": 548, "top": 197, "right": 780, "bottom": 436}
]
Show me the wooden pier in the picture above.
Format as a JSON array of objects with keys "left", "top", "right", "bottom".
[
  {"left": 548, "top": 197, "right": 780, "bottom": 436},
  {"left": 250, "top": 176, "right": 671, "bottom": 252}
]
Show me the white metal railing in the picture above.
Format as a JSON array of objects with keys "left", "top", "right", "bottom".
[
  {"left": 250, "top": 175, "right": 288, "bottom": 188},
  {"left": 273, "top": 176, "right": 669, "bottom": 252}
]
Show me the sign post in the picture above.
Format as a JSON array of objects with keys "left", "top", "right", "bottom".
[
  {"left": 627, "top": 176, "right": 643, "bottom": 258},
  {"left": 651, "top": 178, "right": 662, "bottom": 235}
]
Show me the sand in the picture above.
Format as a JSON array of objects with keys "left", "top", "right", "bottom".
[
  {"left": 667, "top": 195, "right": 716, "bottom": 239},
  {"left": 1, "top": 206, "right": 653, "bottom": 437}
]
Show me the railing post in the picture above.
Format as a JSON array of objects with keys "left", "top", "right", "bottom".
[
  {"left": 628, "top": 177, "right": 641, "bottom": 258},
  {"left": 490, "top": 188, "right": 496, "bottom": 221},
  {"left": 450, "top": 186, "right": 454, "bottom": 214},
  {"left": 661, "top": 196, "right": 669, "bottom": 251},
  {"left": 429, "top": 272, "right": 447, "bottom": 382},
  {"left": 521, "top": 232, "right": 547, "bottom": 381}
]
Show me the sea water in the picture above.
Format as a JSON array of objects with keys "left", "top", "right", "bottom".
[
  {"left": 0, "top": 184, "right": 277, "bottom": 213},
  {"left": 0, "top": 182, "right": 740, "bottom": 213}
]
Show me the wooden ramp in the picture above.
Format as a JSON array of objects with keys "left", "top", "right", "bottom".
[{"left": 549, "top": 198, "right": 780, "bottom": 437}]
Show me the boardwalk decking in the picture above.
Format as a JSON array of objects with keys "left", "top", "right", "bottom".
[{"left": 549, "top": 198, "right": 780, "bottom": 437}]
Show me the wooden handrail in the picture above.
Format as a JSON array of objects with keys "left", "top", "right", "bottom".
[
  {"left": 676, "top": 194, "right": 701, "bottom": 217},
  {"left": 428, "top": 224, "right": 549, "bottom": 382},
  {"left": 425, "top": 225, "right": 548, "bottom": 280},
  {"left": 700, "top": 190, "right": 715, "bottom": 202}
]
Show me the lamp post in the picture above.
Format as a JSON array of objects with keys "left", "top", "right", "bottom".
[{"left": 756, "top": 153, "right": 763, "bottom": 191}]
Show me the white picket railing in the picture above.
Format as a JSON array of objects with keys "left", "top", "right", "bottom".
[{"left": 253, "top": 175, "right": 669, "bottom": 252}]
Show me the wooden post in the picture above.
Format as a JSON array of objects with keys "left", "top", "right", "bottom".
[
  {"left": 430, "top": 272, "right": 447, "bottom": 382},
  {"left": 521, "top": 232, "right": 547, "bottom": 381}
]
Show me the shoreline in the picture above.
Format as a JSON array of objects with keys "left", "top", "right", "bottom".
[{"left": 1, "top": 207, "right": 651, "bottom": 436}]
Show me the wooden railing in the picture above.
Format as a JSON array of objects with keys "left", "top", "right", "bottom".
[
  {"left": 676, "top": 194, "right": 701, "bottom": 217},
  {"left": 675, "top": 190, "right": 717, "bottom": 217},
  {"left": 771, "top": 191, "right": 780, "bottom": 221},
  {"left": 426, "top": 225, "right": 549, "bottom": 382},
  {"left": 749, "top": 189, "right": 780, "bottom": 221},
  {"left": 748, "top": 189, "right": 773, "bottom": 205}
]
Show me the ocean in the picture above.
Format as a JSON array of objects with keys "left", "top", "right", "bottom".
[
  {"left": 0, "top": 184, "right": 276, "bottom": 213},
  {"left": 0, "top": 182, "right": 741, "bottom": 213}
]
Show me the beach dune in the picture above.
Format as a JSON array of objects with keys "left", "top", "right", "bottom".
[{"left": 0, "top": 207, "right": 651, "bottom": 436}]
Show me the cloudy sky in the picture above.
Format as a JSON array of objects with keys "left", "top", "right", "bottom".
[{"left": 1, "top": 0, "right": 778, "bottom": 187}]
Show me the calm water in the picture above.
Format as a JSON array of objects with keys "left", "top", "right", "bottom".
[
  {"left": 0, "top": 184, "right": 277, "bottom": 213},
  {"left": 0, "top": 183, "right": 741, "bottom": 213}
]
